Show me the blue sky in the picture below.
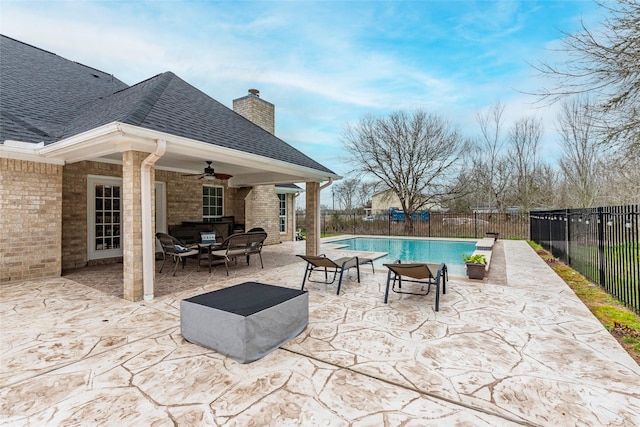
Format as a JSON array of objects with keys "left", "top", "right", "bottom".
[{"left": 1, "top": 0, "right": 604, "bottom": 188}]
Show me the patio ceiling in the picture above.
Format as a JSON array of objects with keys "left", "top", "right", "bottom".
[{"left": 26, "top": 122, "right": 340, "bottom": 187}]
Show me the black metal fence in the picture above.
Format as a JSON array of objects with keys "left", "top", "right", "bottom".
[
  {"left": 530, "top": 205, "right": 640, "bottom": 313},
  {"left": 296, "top": 211, "right": 530, "bottom": 240}
]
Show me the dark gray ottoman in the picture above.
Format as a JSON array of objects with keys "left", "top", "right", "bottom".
[{"left": 180, "top": 282, "right": 308, "bottom": 363}]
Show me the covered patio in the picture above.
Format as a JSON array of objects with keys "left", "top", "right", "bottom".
[{"left": 1, "top": 240, "right": 639, "bottom": 425}]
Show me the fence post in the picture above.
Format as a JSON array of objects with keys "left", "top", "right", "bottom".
[
  {"left": 353, "top": 213, "right": 356, "bottom": 235},
  {"left": 474, "top": 211, "right": 478, "bottom": 238},
  {"left": 566, "top": 208, "right": 571, "bottom": 266},
  {"left": 598, "top": 207, "right": 605, "bottom": 287}
]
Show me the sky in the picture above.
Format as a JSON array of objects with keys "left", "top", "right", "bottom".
[{"left": 1, "top": 0, "right": 606, "bottom": 204}]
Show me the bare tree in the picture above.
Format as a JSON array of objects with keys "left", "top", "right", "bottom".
[
  {"left": 598, "top": 152, "right": 640, "bottom": 204},
  {"left": 534, "top": 0, "right": 640, "bottom": 150},
  {"left": 556, "top": 97, "right": 606, "bottom": 208},
  {"left": 508, "top": 117, "right": 544, "bottom": 211},
  {"left": 471, "top": 102, "right": 514, "bottom": 212},
  {"left": 331, "top": 178, "right": 360, "bottom": 212},
  {"left": 342, "top": 110, "right": 469, "bottom": 231},
  {"left": 356, "top": 180, "right": 375, "bottom": 210},
  {"left": 536, "top": 164, "right": 562, "bottom": 209}
]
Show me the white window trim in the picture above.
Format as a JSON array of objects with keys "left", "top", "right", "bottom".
[
  {"left": 87, "top": 176, "right": 123, "bottom": 260},
  {"left": 277, "top": 193, "right": 287, "bottom": 234},
  {"left": 203, "top": 184, "right": 224, "bottom": 221},
  {"left": 88, "top": 176, "right": 167, "bottom": 260}
]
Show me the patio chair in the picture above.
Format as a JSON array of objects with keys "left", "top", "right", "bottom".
[
  {"left": 210, "top": 231, "right": 268, "bottom": 275},
  {"left": 297, "top": 254, "right": 362, "bottom": 295},
  {"left": 244, "top": 231, "right": 267, "bottom": 268},
  {"left": 155, "top": 232, "right": 200, "bottom": 276},
  {"left": 383, "top": 261, "right": 448, "bottom": 311}
]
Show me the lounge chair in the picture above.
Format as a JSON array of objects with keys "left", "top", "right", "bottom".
[
  {"left": 297, "top": 254, "right": 364, "bottom": 295},
  {"left": 155, "top": 232, "right": 200, "bottom": 276},
  {"left": 383, "top": 261, "right": 448, "bottom": 311}
]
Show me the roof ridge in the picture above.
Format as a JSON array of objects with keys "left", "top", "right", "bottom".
[{"left": 120, "top": 72, "right": 175, "bottom": 126}]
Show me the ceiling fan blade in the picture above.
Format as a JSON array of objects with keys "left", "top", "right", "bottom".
[{"left": 182, "top": 161, "right": 231, "bottom": 180}]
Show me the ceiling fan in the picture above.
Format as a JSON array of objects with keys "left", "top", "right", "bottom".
[{"left": 182, "top": 161, "right": 233, "bottom": 180}]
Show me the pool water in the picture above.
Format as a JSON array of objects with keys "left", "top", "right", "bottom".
[{"left": 330, "top": 237, "right": 476, "bottom": 276}]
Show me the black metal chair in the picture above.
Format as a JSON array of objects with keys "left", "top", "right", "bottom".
[
  {"left": 210, "top": 231, "right": 268, "bottom": 275},
  {"left": 383, "top": 261, "right": 448, "bottom": 311},
  {"left": 155, "top": 232, "right": 200, "bottom": 276}
]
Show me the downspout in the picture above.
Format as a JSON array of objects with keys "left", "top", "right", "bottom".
[
  {"left": 292, "top": 192, "right": 300, "bottom": 241},
  {"left": 142, "top": 139, "right": 166, "bottom": 301},
  {"left": 317, "top": 178, "right": 333, "bottom": 254}
]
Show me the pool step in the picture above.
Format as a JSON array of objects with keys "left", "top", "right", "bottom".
[{"left": 475, "top": 238, "right": 495, "bottom": 251}]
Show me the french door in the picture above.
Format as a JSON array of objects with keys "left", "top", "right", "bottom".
[{"left": 87, "top": 176, "right": 166, "bottom": 260}]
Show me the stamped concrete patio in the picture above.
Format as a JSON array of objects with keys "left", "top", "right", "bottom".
[{"left": 1, "top": 239, "right": 639, "bottom": 426}]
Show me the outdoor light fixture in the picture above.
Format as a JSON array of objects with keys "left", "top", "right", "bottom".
[
  {"left": 606, "top": 219, "right": 613, "bottom": 226},
  {"left": 585, "top": 218, "right": 590, "bottom": 225}
]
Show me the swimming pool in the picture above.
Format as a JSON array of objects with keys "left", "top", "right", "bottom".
[{"left": 329, "top": 237, "right": 476, "bottom": 276}]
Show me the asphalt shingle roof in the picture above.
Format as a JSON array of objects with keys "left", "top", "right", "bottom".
[
  {"left": 0, "top": 35, "right": 128, "bottom": 143},
  {"left": 0, "top": 35, "right": 335, "bottom": 175}
]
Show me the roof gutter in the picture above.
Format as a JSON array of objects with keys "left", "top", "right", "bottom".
[
  {"left": 319, "top": 178, "right": 333, "bottom": 191},
  {"left": 142, "top": 139, "right": 166, "bottom": 301}
]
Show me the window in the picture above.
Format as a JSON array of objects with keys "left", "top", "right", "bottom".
[
  {"left": 94, "top": 183, "right": 121, "bottom": 251},
  {"left": 88, "top": 176, "right": 123, "bottom": 260},
  {"left": 278, "top": 193, "right": 286, "bottom": 233},
  {"left": 203, "top": 185, "right": 223, "bottom": 221}
]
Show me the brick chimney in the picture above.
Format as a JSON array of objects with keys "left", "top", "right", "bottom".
[{"left": 233, "top": 89, "right": 275, "bottom": 135}]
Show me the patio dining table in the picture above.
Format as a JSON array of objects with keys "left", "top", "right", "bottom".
[{"left": 196, "top": 241, "right": 224, "bottom": 273}]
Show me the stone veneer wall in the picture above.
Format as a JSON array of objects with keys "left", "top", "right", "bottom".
[
  {"left": 0, "top": 159, "right": 63, "bottom": 282},
  {"left": 245, "top": 185, "right": 280, "bottom": 245}
]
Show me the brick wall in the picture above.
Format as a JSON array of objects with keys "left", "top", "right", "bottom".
[
  {"left": 158, "top": 170, "right": 202, "bottom": 225},
  {"left": 280, "top": 193, "right": 295, "bottom": 242},
  {"left": 305, "top": 182, "right": 320, "bottom": 256},
  {"left": 245, "top": 185, "right": 280, "bottom": 244},
  {"left": 232, "top": 92, "right": 275, "bottom": 135},
  {"left": 0, "top": 159, "right": 63, "bottom": 282},
  {"left": 5, "top": 157, "right": 278, "bottom": 281},
  {"left": 157, "top": 171, "right": 248, "bottom": 229},
  {"left": 122, "top": 151, "right": 145, "bottom": 301},
  {"left": 62, "top": 161, "right": 121, "bottom": 270}
]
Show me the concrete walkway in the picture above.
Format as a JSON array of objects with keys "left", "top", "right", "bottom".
[{"left": 1, "top": 240, "right": 638, "bottom": 426}]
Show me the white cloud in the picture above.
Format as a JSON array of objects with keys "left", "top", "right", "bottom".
[{"left": 1, "top": 0, "right": 604, "bottom": 178}]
